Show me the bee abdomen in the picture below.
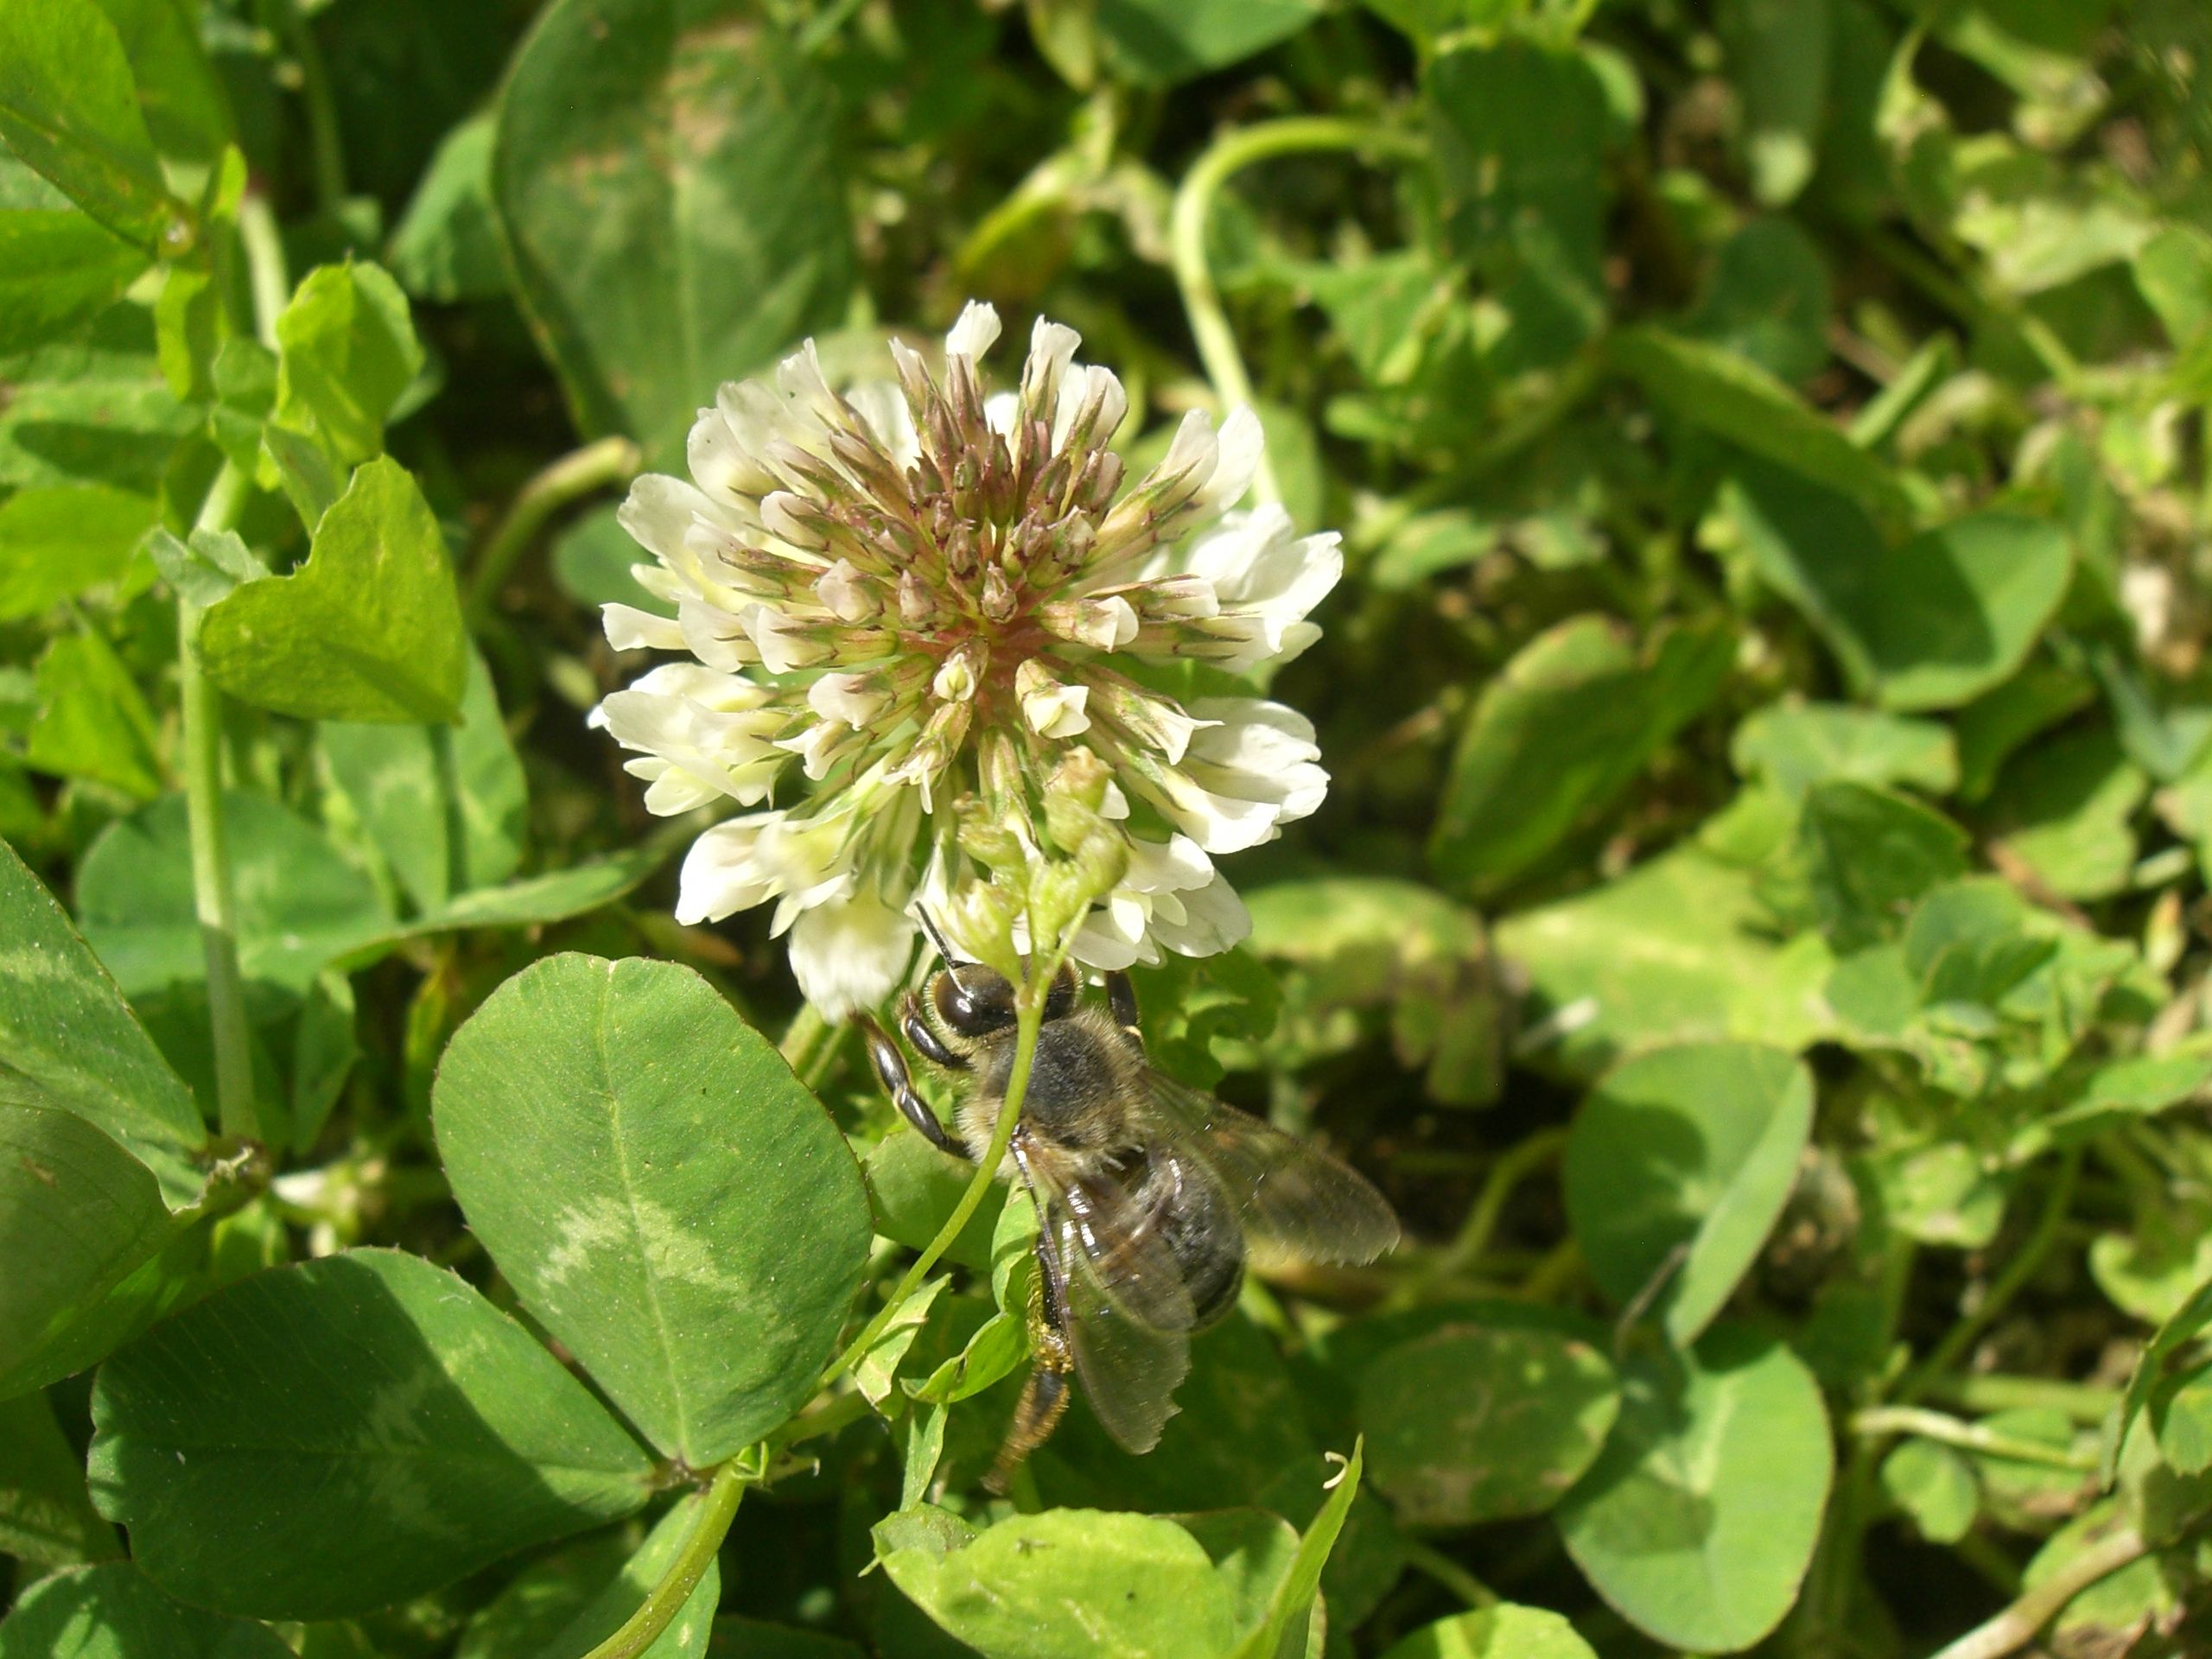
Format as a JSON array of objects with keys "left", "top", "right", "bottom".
[{"left": 1154, "top": 1160, "right": 1245, "bottom": 1328}]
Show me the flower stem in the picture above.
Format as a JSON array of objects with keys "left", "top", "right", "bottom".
[
  {"left": 178, "top": 461, "right": 260, "bottom": 1143},
  {"left": 1926, "top": 1524, "right": 2146, "bottom": 1659},
  {"left": 236, "top": 194, "right": 289, "bottom": 350},
  {"left": 465, "top": 435, "right": 643, "bottom": 626},
  {"left": 1848, "top": 1406, "right": 2098, "bottom": 1471},
  {"left": 277, "top": 0, "right": 346, "bottom": 217},
  {"left": 1401, "top": 1540, "right": 1498, "bottom": 1611},
  {"left": 1169, "top": 116, "right": 1425, "bottom": 511},
  {"left": 1898, "top": 1150, "right": 2081, "bottom": 1404},
  {"left": 579, "top": 1460, "right": 748, "bottom": 1659},
  {"left": 818, "top": 971, "right": 1052, "bottom": 1391},
  {"left": 1400, "top": 1126, "right": 1567, "bottom": 1303},
  {"left": 1925, "top": 1373, "right": 2116, "bottom": 1423}
]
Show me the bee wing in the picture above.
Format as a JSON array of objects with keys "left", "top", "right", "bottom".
[
  {"left": 1143, "top": 1071, "right": 1401, "bottom": 1265},
  {"left": 1029, "top": 1165, "right": 1194, "bottom": 1455}
]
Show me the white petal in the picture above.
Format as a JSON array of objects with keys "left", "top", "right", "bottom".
[
  {"left": 1043, "top": 595, "right": 1139, "bottom": 651},
  {"left": 1156, "top": 410, "right": 1218, "bottom": 485},
  {"left": 677, "top": 598, "right": 757, "bottom": 671},
  {"left": 619, "top": 474, "right": 716, "bottom": 563},
  {"left": 1071, "top": 910, "right": 1146, "bottom": 970},
  {"left": 983, "top": 389, "right": 1020, "bottom": 437},
  {"left": 944, "top": 301, "right": 1002, "bottom": 361},
  {"left": 1027, "top": 318, "right": 1081, "bottom": 384},
  {"left": 638, "top": 764, "right": 719, "bottom": 817},
  {"left": 743, "top": 606, "right": 829, "bottom": 673},
  {"left": 789, "top": 893, "right": 917, "bottom": 1019},
  {"left": 1053, "top": 364, "right": 1129, "bottom": 451},
  {"left": 1191, "top": 404, "right": 1264, "bottom": 518},
  {"left": 688, "top": 405, "right": 768, "bottom": 509},
  {"left": 1020, "top": 676, "right": 1090, "bottom": 739},
  {"left": 1150, "top": 772, "right": 1284, "bottom": 854},
  {"left": 814, "top": 558, "right": 874, "bottom": 623},
  {"left": 1119, "top": 833, "right": 1214, "bottom": 894},
  {"left": 675, "top": 813, "right": 786, "bottom": 924},
  {"left": 775, "top": 340, "right": 840, "bottom": 422},
  {"left": 846, "top": 379, "right": 921, "bottom": 470},
  {"left": 602, "top": 602, "right": 685, "bottom": 652},
  {"left": 809, "top": 671, "right": 887, "bottom": 728},
  {"left": 1149, "top": 868, "right": 1252, "bottom": 956},
  {"left": 1186, "top": 697, "right": 1318, "bottom": 765}
]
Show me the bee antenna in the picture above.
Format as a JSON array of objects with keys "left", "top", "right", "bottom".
[{"left": 914, "top": 907, "right": 972, "bottom": 989}]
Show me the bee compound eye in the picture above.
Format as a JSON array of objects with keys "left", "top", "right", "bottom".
[{"left": 932, "top": 966, "right": 1016, "bottom": 1035}]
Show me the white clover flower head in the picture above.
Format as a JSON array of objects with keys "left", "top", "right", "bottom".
[{"left": 594, "top": 302, "right": 1342, "bottom": 1016}]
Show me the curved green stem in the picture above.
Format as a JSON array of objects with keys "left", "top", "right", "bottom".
[
  {"left": 236, "top": 194, "right": 289, "bottom": 349},
  {"left": 178, "top": 461, "right": 260, "bottom": 1143},
  {"left": 1900, "top": 1149, "right": 2081, "bottom": 1404},
  {"left": 1402, "top": 1126, "right": 1567, "bottom": 1303},
  {"left": 581, "top": 1462, "right": 747, "bottom": 1659},
  {"left": 1402, "top": 1540, "right": 1497, "bottom": 1611},
  {"left": 465, "top": 436, "right": 643, "bottom": 626},
  {"left": 1169, "top": 116, "right": 1426, "bottom": 510},
  {"left": 1849, "top": 1406, "right": 2097, "bottom": 1471},
  {"left": 819, "top": 973, "right": 1052, "bottom": 1391},
  {"left": 1927, "top": 1524, "right": 2146, "bottom": 1659},
  {"left": 277, "top": 0, "right": 346, "bottom": 215}
]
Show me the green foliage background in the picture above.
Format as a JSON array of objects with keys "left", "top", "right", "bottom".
[{"left": 3, "top": 0, "right": 2211, "bottom": 1654}]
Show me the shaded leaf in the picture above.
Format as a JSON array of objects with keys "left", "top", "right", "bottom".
[
  {"left": 1430, "top": 616, "right": 1733, "bottom": 893},
  {"left": 88, "top": 1248, "right": 656, "bottom": 1618},
  {"left": 1723, "top": 464, "right": 2072, "bottom": 711},
  {"left": 1496, "top": 843, "right": 1837, "bottom": 1079},
  {"left": 493, "top": 0, "right": 854, "bottom": 467},
  {"left": 270, "top": 262, "right": 423, "bottom": 468},
  {"left": 1247, "top": 877, "right": 1498, "bottom": 1107},
  {"left": 200, "top": 455, "right": 467, "bottom": 723},
  {"left": 1359, "top": 1325, "right": 1617, "bottom": 1526},
  {"left": 0, "top": 1560, "right": 292, "bottom": 1659},
  {"left": 433, "top": 953, "right": 871, "bottom": 1466},
  {"left": 877, "top": 1506, "right": 1239, "bottom": 1659},
  {"left": 24, "top": 625, "right": 164, "bottom": 799},
  {"left": 454, "top": 1502, "right": 719, "bottom": 1659},
  {"left": 0, "top": 1387, "right": 120, "bottom": 1567},
  {"left": 1617, "top": 329, "right": 1908, "bottom": 523},
  {"left": 321, "top": 650, "right": 526, "bottom": 913},
  {"left": 1986, "top": 728, "right": 2148, "bottom": 901},
  {"left": 1555, "top": 1327, "right": 1832, "bottom": 1651},
  {"left": 1880, "top": 1438, "right": 1979, "bottom": 1543},
  {"left": 0, "top": 210, "right": 148, "bottom": 355},
  {"left": 77, "top": 790, "right": 393, "bottom": 999},
  {"left": 0, "top": 481, "right": 155, "bottom": 619},
  {"left": 0, "top": 1101, "right": 195, "bottom": 1400},
  {"left": 0, "top": 0, "right": 181, "bottom": 247},
  {"left": 1731, "top": 702, "right": 1958, "bottom": 800},
  {"left": 0, "top": 835, "right": 201, "bottom": 1199},
  {"left": 388, "top": 111, "right": 508, "bottom": 302},
  {"left": 1566, "top": 1043, "right": 1815, "bottom": 1344},
  {"left": 1377, "top": 1605, "right": 1598, "bottom": 1659}
]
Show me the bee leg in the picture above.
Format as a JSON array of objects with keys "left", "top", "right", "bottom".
[
  {"left": 855, "top": 1012, "right": 966, "bottom": 1160},
  {"left": 1106, "top": 969, "right": 1143, "bottom": 1046},
  {"left": 985, "top": 1229, "right": 1077, "bottom": 1495},
  {"left": 899, "top": 992, "right": 966, "bottom": 1071}
]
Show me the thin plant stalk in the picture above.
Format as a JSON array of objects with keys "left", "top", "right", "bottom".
[
  {"left": 818, "top": 962, "right": 1056, "bottom": 1391},
  {"left": 1926, "top": 1525, "right": 2147, "bottom": 1659},
  {"left": 579, "top": 1459, "right": 748, "bottom": 1659},
  {"left": 465, "top": 436, "right": 643, "bottom": 626},
  {"left": 1170, "top": 116, "right": 1425, "bottom": 509},
  {"left": 179, "top": 461, "right": 259, "bottom": 1143}
]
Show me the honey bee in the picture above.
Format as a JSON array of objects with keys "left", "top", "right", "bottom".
[{"left": 858, "top": 922, "right": 1400, "bottom": 1489}]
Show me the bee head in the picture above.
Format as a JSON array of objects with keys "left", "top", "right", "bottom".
[{"left": 926, "top": 960, "right": 1079, "bottom": 1038}]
